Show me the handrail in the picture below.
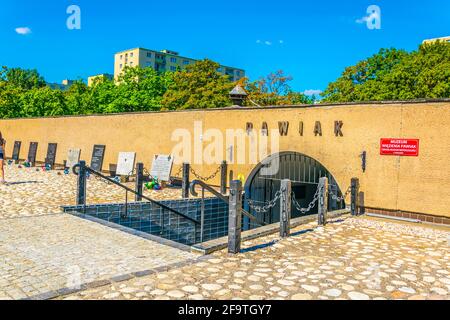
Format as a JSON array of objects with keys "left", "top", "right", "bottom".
[
  {"left": 190, "top": 179, "right": 228, "bottom": 202},
  {"left": 190, "top": 179, "right": 267, "bottom": 226},
  {"left": 73, "top": 164, "right": 200, "bottom": 225}
]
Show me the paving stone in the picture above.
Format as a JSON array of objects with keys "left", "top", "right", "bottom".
[
  {"left": 201, "top": 284, "right": 222, "bottom": 291},
  {"left": 348, "top": 291, "right": 370, "bottom": 300},
  {"left": 1, "top": 176, "right": 447, "bottom": 302},
  {"left": 324, "top": 289, "right": 342, "bottom": 297},
  {"left": 291, "top": 293, "right": 312, "bottom": 300},
  {"left": 182, "top": 285, "right": 199, "bottom": 293},
  {"left": 301, "top": 285, "right": 319, "bottom": 293}
]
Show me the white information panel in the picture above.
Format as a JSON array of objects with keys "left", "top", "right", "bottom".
[
  {"left": 66, "top": 148, "right": 81, "bottom": 168},
  {"left": 150, "top": 154, "right": 174, "bottom": 181},
  {"left": 116, "top": 152, "right": 136, "bottom": 176}
]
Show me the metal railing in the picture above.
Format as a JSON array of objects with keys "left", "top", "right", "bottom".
[
  {"left": 190, "top": 179, "right": 267, "bottom": 229},
  {"left": 73, "top": 161, "right": 201, "bottom": 243}
]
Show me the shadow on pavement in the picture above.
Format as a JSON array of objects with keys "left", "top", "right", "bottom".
[{"left": 5, "top": 181, "right": 43, "bottom": 186}]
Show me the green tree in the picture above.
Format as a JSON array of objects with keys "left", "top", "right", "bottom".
[
  {"left": 0, "top": 66, "right": 46, "bottom": 90},
  {"left": 241, "top": 70, "right": 314, "bottom": 106},
  {"left": 0, "top": 81, "right": 23, "bottom": 118},
  {"left": 322, "top": 42, "right": 450, "bottom": 102},
  {"left": 65, "top": 80, "right": 91, "bottom": 115},
  {"left": 19, "top": 86, "right": 68, "bottom": 117},
  {"left": 162, "top": 59, "right": 234, "bottom": 110},
  {"left": 114, "top": 66, "right": 173, "bottom": 112}
]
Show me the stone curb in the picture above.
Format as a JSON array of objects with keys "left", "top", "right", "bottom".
[
  {"left": 22, "top": 255, "right": 212, "bottom": 301},
  {"left": 191, "top": 209, "right": 351, "bottom": 255}
]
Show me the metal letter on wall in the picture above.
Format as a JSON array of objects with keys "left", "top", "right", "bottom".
[
  {"left": 246, "top": 122, "right": 253, "bottom": 135},
  {"left": 334, "top": 121, "right": 344, "bottom": 137},
  {"left": 314, "top": 121, "right": 322, "bottom": 136},
  {"left": 261, "top": 122, "right": 268, "bottom": 136},
  {"left": 278, "top": 121, "right": 289, "bottom": 136},
  {"left": 299, "top": 121, "right": 304, "bottom": 136}
]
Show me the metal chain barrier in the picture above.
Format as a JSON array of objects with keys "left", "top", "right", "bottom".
[
  {"left": 247, "top": 190, "right": 282, "bottom": 213},
  {"left": 172, "top": 166, "right": 183, "bottom": 179},
  {"left": 329, "top": 186, "right": 351, "bottom": 202},
  {"left": 291, "top": 183, "right": 322, "bottom": 214},
  {"left": 190, "top": 164, "right": 221, "bottom": 182}
]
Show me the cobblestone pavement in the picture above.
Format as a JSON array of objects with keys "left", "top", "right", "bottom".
[
  {"left": 1, "top": 164, "right": 449, "bottom": 301},
  {"left": 57, "top": 216, "right": 450, "bottom": 300},
  {"left": 0, "top": 214, "right": 197, "bottom": 300},
  {"left": 0, "top": 164, "right": 211, "bottom": 219}
]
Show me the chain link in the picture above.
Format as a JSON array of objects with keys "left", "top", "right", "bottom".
[
  {"left": 190, "top": 165, "right": 221, "bottom": 182},
  {"left": 172, "top": 166, "right": 183, "bottom": 179},
  {"left": 247, "top": 190, "right": 282, "bottom": 213},
  {"left": 291, "top": 183, "right": 322, "bottom": 214},
  {"left": 329, "top": 186, "right": 351, "bottom": 202}
]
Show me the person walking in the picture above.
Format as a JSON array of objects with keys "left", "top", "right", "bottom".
[{"left": 0, "top": 132, "right": 6, "bottom": 184}]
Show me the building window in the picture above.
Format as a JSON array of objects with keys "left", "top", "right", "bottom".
[
  {"left": 120, "top": 64, "right": 123, "bottom": 69},
  {"left": 170, "top": 66, "right": 177, "bottom": 71},
  {"left": 130, "top": 52, "right": 134, "bottom": 57},
  {"left": 145, "top": 61, "right": 152, "bottom": 67},
  {"left": 183, "top": 60, "right": 190, "bottom": 65},
  {"left": 147, "top": 52, "right": 152, "bottom": 58},
  {"left": 120, "top": 55, "right": 123, "bottom": 60},
  {"left": 170, "top": 57, "right": 177, "bottom": 63}
]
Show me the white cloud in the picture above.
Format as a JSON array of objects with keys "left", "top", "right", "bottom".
[
  {"left": 303, "top": 89, "right": 322, "bottom": 96},
  {"left": 256, "top": 39, "right": 283, "bottom": 46},
  {"left": 15, "top": 27, "right": 32, "bottom": 35}
]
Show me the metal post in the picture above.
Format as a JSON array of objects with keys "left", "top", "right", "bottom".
[
  {"left": 76, "top": 161, "right": 87, "bottom": 206},
  {"left": 220, "top": 160, "right": 228, "bottom": 195},
  {"left": 228, "top": 180, "right": 242, "bottom": 254},
  {"left": 280, "top": 179, "right": 291, "bottom": 237},
  {"left": 318, "top": 177, "right": 328, "bottom": 226},
  {"left": 135, "top": 162, "right": 144, "bottom": 202},
  {"left": 200, "top": 188, "right": 205, "bottom": 243},
  {"left": 182, "top": 162, "right": 190, "bottom": 198},
  {"left": 351, "top": 178, "right": 360, "bottom": 216}
]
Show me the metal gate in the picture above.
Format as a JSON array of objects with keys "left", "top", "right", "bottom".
[{"left": 243, "top": 152, "right": 345, "bottom": 225}]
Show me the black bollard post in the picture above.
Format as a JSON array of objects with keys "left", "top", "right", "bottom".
[
  {"left": 76, "top": 161, "right": 87, "bottom": 206},
  {"left": 318, "top": 177, "right": 328, "bottom": 226},
  {"left": 182, "top": 162, "right": 190, "bottom": 198},
  {"left": 220, "top": 160, "right": 228, "bottom": 195},
  {"left": 280, "top": 179, "right": 292, "bottom": 237},
  {"left": 135, "top": 162, "right": 144, "bottom": 202},
  {"left": 228, "top": 180, "right": 243, "bottom": 254},
  {"left": 351, "top": 178, "right": 360, "bottom": 216}
]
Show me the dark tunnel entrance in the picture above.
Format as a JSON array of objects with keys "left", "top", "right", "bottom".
[{"left": 243, "top": 152, "right": 345, "bottom": 226}]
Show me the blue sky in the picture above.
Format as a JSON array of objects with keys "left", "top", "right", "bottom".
[{"left": 1, "top": 0, "right": 449, "bottom": 94}]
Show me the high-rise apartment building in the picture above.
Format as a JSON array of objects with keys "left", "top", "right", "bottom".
[{"left": 114, "top": 48, "right": 245, "bottom": 81}]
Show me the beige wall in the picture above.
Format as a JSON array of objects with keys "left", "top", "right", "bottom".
[{"left": 1, "top": 101, "right": 449, "bottom": 217}]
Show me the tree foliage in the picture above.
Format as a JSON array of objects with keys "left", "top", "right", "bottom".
[
  {"left": 240, "top": 70, "right": 314, "bottom": 106},
  {"left": 322, "top": 41, "right": 450, "bottom": 102},
  {"left": 1, "top": 42, "right": 448, "bottom": 119},
  {"left": 162, "top": 59, "right": 234, "bottom": 110}
]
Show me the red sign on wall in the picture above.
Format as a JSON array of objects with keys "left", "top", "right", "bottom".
[{"left": 380, "top": 139, "right": 419, "bottom": 156}]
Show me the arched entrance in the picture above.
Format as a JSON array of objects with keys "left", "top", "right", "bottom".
[{"left": 244, "top": 151, "right": 345, "bottom": 226}]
